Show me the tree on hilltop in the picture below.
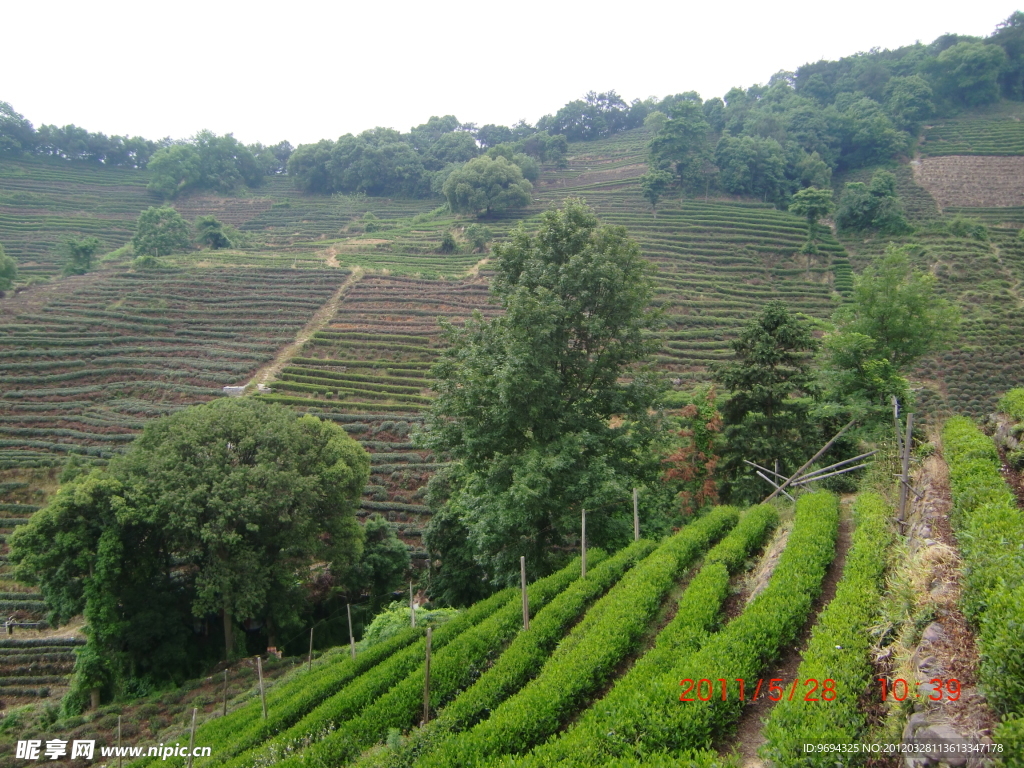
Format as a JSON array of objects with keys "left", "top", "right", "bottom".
[{"left": 442, "top": 156, "right": 532, "bottom": 216}]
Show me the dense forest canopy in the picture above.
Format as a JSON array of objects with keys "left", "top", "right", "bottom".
[{"left": 1, "top": 13, "right": 1021, "bottom": 203}]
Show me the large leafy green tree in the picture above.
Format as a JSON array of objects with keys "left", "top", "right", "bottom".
[
  {"left": 822, "top": 244, "right": 959, "bottom": 424},
  {"left": 788, "top": 186, "right": 834, "bottom": 253},
  {"left": 714, "top": 135, "right": 787, "bottom": 202},
  {"left": 711, "top": 301, "right": 819, "bottom": 503},
  {"left": 931, "top": 41, "right": 1008, "bottom": 107},
  {"left": 132, "top": 206, "right": 193, "bottom": 256},
  {"left": 442, "top": 156, "right": 532, "bottom": 216},
  {"left": 648, "top": 100, "right": 712, "bottom": 195},
  {"left": 835, "top": 170, "right": 911, "bottom": 234},
  {"left": 421, "top": 199, "right": 663, "bottom": 601},
  {"left": 10, "top": 399, "right": 370, "bottom": 694}
]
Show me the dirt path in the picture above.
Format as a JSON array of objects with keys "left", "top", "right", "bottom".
[
  {"left": 245, "top": 267, "right": 364, "bottom": 390},
  {"left": 466, "top": 257, "right": 489, "bottom": 278},
  {"left": 726, "top": 497, "right": 855, "bottom": 767}
]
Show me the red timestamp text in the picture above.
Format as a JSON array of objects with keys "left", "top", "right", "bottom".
[
  {"left": 679, "top": 678, "right": 838, "bottom": 703},
  {"left": 878, "top": 677, "right": 961, "bottom": 702}
]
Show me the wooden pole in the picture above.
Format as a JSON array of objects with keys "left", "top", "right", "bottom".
[
  {"left": 765, "top": 420, "right": 856, "bottom": 501},
  {"left": 790, "top": 464, "right": 869, "bottom": 486},
  {"left": 422, "top": 626, "right": 432, "bottom": 725},
  {"left": 410, "top": 581, "right": 416, "bottom": 628},
  {"left": 186, "top": 708, "right": 197, "bottom": 768},
  {"left": 118, "top": 715, "right": 122, "bottom": 768},
  {"left": 892, "top": 396, "right": 904, "bottom": 457},
  {"left": 520, "top": 556, "right": 529, "bottom": 631},
  {"left": 308, "top": 626, "right": 314, "bottom": 672},
  {"left": 222, "top": 669, "right": 228, "bottom": 717},
  {"left": 257, "top": 656, "right": 267, "bottom": 720},
  {"left": 633, "top": 488, "right": 639, "bottom": 541},
  {"left": 898, "top": 413, "right": 914, "bottom": 525},
  {"left": 581, "top": 508, "right": 587, "bottom": 579},
  {"left": 755, "top": 470, "right": 796, "bottom": 502},
  {"left": 348, "top": 603, "right": 356, "bottom": 659}
]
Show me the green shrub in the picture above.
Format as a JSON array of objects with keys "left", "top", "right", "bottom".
[
  {"left": 226, "top": 554, "right": 602, "bottom": 768},
  {"left": 760, "top": 491, "right": 893, "bottom": 765},
  {"left": 361, "top": 603, "right": 459, "bottom": 649},
  {"left": 516, "top": 492, "right": 839, "bottom": 765},
  {"left": 999, "top": 388, "right": 1024, "bottom": 422},
  {"left": 942, "top": 416, "right": 1024, "bottom": 717},
  {"left": 511, "top": 505, "right": 777, "bottom": 768},
  {"left": 419, "top": 506, "right": 743, "bottom": 767}
]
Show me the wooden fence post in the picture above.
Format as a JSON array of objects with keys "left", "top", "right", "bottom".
[
  {"left": 422, "top": 627, "right": 432, "bottom": 725},
  {"left": 898, "top": 413, "right": 914, "bottom": 525},
  {"left": 520, "top": 556, "right": 529, "bottom": 630},
  {"left": 348, "top": 603, "right": 356, "bottom": 659},
  {"left": 186, "top": 707, "right": 197, "bottom": 768},
  {"left": 257, "top": 656, "right": 267, "bottom": 719}
]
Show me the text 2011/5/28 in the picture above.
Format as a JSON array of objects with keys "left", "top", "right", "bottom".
[{"left": 679, "top": 678, "right": 837, "bottom": 703}]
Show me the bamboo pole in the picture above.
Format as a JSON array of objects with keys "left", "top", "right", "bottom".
[
  {"left": 756, "top": 470, "right": 796, "bottom": 502},
  {"left": 410, "top": 581, "right": 416, "bottom": 628},
  {"left": 765, "top": 420, "right": 855, "bottom": 501},
  {"left": 898, "top": 413, "right": 914, "bottom": 524},
  {"left": 222, "top": 669, "right": 228, "bottom": 717},
  {"left": 308, "top": 626, "right": 314, "bottom": 672}
]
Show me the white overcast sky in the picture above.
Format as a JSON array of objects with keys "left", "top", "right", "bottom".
[{"left": 1, "top": 1, "right": 1018, "bottom": 147}]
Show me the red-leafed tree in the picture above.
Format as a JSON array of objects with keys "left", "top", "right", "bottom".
[{"left": 663, "top": 387, "right": 722, "bottom": 515}]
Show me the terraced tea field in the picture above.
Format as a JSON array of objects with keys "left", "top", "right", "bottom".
[
  {"left": 920, "top": 102, "right": 1024, "bottom": 157},
  {"left": 257, "top": 273, "right": 498, "bottom": 559},
  {"left": 113, "top": 490, "right": 902, "bottom": 767},
  {"left": 0, "top": 266, "right": 349, "bottom": 597},
  {"left": 0, "top": 159, "right": 154, "bottom": 277},
  {"left": 845, "top": 226, "right": 1024, "bottom": 419},
  {"left": 525, "top": 130, "right": 845, "bottom": 384}
]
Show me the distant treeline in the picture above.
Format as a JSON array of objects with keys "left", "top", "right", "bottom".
[
  {"left": 2, "top": 12, "right": 1022, "bottom": 201},
  {"left": 638, "top": 13, "right": 1024, "bottom": 206}
]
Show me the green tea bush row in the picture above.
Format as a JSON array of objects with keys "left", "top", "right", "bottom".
[
  {"left": 185, "top": 629, "right": 423, "bottom": 768},
  {"left": 942, "top": 417, "right": 1024, "bottom": 717},
  {"left": 513, "top": 492, "right": 839, "bottom": 765},
  {"left": 508, "top": 504, "right": 777, "bottom": 768},
  {"left": 759, "top": 491, "right": 893, "bottom": 765},
  {"left": 279, "top": 373, "right": 423, "bottom": 396},
  {"left": 223, "top": 556, "right": 600, "bottom": 768},
  {"left": 419, "top": 507, "right": 742, "bottom": 768},
  {"left": 270, "top": 553, "right": 606, "bottom": 768},
  {"left": 354, "top": 539, "right": 661, "bottom": 768},
  {"left": 152, "top": 586, "right": 519, "bottom": 768}
]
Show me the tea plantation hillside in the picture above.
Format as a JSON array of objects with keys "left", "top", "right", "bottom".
[
  {"left": 98, "top": 492, "right": 872, "bottom": 768},
  {"left": 4, "top": 106, "right": 1024, "bottom": 607}
]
